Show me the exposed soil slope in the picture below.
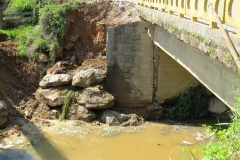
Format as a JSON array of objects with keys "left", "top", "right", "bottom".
[
  {"left": 63, "top": 1, "right": 139, "bottom": 64},
  {"left": 0, "top": 1, "right": 140, "bottom": 137}
]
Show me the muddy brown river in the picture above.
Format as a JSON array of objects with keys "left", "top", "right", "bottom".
[{"left": 0, "top": 118, "right": 220, "bottom": 160}]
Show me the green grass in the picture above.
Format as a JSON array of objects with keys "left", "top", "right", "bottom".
[
  {"left": 191, "top": 33, "right": 208, "bottom": 46},
  {"left": 202, "top": 114, "right": 240, "bottom": 160},
  {"left": 180, "top": 88, "right": 240, "bottom": 160},
  {"left": 3, "top": 0, "right": 55, "bottom": 13},
  {"left": 0, "top": 25, "right": 35, "bottom": 57},
  {"left": 1, "top": 0, "right": 82, "bottom": 62},
  {"left": 59, "top": 91, "right": 76, "bottom": 121}
]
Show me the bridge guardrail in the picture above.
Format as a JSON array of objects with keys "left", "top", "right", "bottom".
[{"left": 138, "top": 0, "right": 240, "bottom": 36}]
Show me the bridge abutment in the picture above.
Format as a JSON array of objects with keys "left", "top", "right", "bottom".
[{"left": 106, "top": 21, "right": 202, "bottom": 107}]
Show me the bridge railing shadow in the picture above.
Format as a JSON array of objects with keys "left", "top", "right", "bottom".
[{"left": 1, "top": 89, "right": 68, "bottom": 160}]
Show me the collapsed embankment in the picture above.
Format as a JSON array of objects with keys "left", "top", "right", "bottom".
[
  {"left": 0, "top": 1, "right": 229, "bottom": 141},
  {"left": 0, "top": 1, "right": 145, "bottom": 138}
]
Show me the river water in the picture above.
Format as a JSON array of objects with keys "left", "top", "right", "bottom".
[{"left": 0, "top": 118, "right": 221, "bottom": 160}]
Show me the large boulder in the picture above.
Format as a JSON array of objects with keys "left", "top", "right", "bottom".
[
  {"left": 66, "top": 104, "right": 96, "bottom": 121},
  {"left": 72, "top": 69, "right": 106, "bottom": 88},
  {"left": 76, "top": 85, "right": 114, "bottom": 109},
  {"left": 39, "top": 74, "right": 72, "bottom": 88},
  {"left": 72, "top": 70, "right": 95, "bottom": 88},
  {"left": 208, "top": 97, "right": 228, "bottom": 114},
  {"left": 0, "top": 100, "right": 8, "bottom": 128},
  {"left": 35, "top": 88, "right": 64, "bottom": 107},
  {"left": 146, "top": 102, "right": 163, "bottom": 120}
]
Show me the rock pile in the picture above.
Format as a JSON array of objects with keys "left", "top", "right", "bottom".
[
  {"left": 35, "top": 61, "right": 114, "bottom": 122},
  {"left": 35, "top": 61, "right": 147, "bottom": 126}
]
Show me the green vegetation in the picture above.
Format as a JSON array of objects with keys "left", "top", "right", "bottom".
[
  {"left": 168, "top": 85, "right": 209, "bottom": 120},
  {"left": 224, "top": 52, "right": 234, "bottom": 61},
  {"left": 202, "top": 115, "right": 240, "bottom": 159},
  {"left": 201, "top": 89, "right": 240, "bottom": 160},
  {"left": 191, "top": 33, "right": 208, "bottom": 46},
  {"left": 0, "top": 0, "right": 82, "bottom": 62},
  {"left": 59, "top": 91, "right": 76, "bottom": 121},
  {"left": 207, "top": 46, "right": 215, "bottom": 53},
  {"left": 4, "top": 0, "right": 37, "bottom": 13},
  {"left": 180, "top": 89, "right": 240, "bottom": 159}
]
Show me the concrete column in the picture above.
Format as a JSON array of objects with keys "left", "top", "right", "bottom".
[{"left": 106, "top": 21, "right": 154, "bottom": 108}]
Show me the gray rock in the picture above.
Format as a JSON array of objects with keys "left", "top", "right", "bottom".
[
  {"left": 39, "top": 74, "right": 72, "bottom": 88},
  {"left": 146, "top": 102, "right": 163, "bottom": 120},
  {"left": 0, "top": 100, "right": 8, "bottom": 128},
  {"left": 94, "top": 69, "right": 106, "bottom": 84},
  {"left": 72, "top": 70, "right": 95, "bottom": 88},
  {"left": 72, "top": 69, "right": 106, "bottom": 88},
  {"left": 35, "top": 88, "right": 64, "bottom": 107},
  {"left": 70, "top": 55, "right": 76, "bottom": 63},
  {"left": 106, "top": 117, "right": 120, "bottom": 126},
  {"left": 37, "top": 53, "right": 49, "bottom": 63},
  {"left": 208, "top": 97, "right": 228, "bottom": 114},
  {"left": 66, "top": 104, "right": 96, "bottom": 121},
  {"left": 76, "top": 86, "right": 114, "bottom": 109}
]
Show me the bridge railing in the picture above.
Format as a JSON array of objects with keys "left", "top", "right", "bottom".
[{"left": 138, "top": 0, "right": 240, "bottom": 36}]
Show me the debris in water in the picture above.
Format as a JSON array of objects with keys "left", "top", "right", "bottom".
[{"left": 180, "top": 140, "right": 193, "bottom": 145}]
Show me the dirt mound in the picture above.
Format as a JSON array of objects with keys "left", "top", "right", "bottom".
[
  {"left": 63, "top": 1, "right": 139, "bottom": 64},
  {"left": 0, "top": 1, "right": 140, "bottom": 136},
  {"left": 0, "top": 34, "right": 45, "bottom": 129},
  {"left": 79, "top": 58, "right": 106, "bottom": 70}
]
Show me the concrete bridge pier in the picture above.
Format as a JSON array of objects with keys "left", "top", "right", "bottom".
[{"left": 106, "top": 21, "right": 202, "bottom": 108}]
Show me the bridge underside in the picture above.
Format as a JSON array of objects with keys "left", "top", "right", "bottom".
[
  {"left": 146, "top": 22, "right": 240, "bottom": 109},
  {"left": 106, "top": 19, "right": 240, "bottom": 109},
  {"left": 107, "top": 21, "right": 205, "bottom": 107},
  {"left": 137, "top": 5, "right": 240, "bottom": 110}
]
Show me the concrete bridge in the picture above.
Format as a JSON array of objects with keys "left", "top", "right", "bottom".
[{"left": 106, "top": 0, "right": 240, "bottom": 111}]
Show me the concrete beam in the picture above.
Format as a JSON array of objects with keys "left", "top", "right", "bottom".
[{"left": 146, "top": 22, "right": 240, "bottom": 109}]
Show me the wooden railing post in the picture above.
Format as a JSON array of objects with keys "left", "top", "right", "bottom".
[{"left": 0, "top": 8, "right": 3, "bottom": 29}]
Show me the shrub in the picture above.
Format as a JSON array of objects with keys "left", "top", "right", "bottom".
[
  {"left": 3, "top": 0, "right": 55, "bottom": 13},
  {"left": 1, "top": 0, "right": 82, "bottom": 61},
  {"left": 167, "top": 85, "right": 210, "bottom": 120},
  {"left": 4, "top": 0, "right": 35, "bottom": 13},
  {"left": 201, "top": 90, "right": 240, "bottom": 160},
  {"left": 180, "top": 88, "right": 240, "bottom": 160}
]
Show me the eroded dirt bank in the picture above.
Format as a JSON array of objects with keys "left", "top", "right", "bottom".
[
  {"left": 0, "top": 1, "right": 229, "bottom": 147},
  {"left": 0, "top": 1, "right": 141, "bottom": 140}
]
